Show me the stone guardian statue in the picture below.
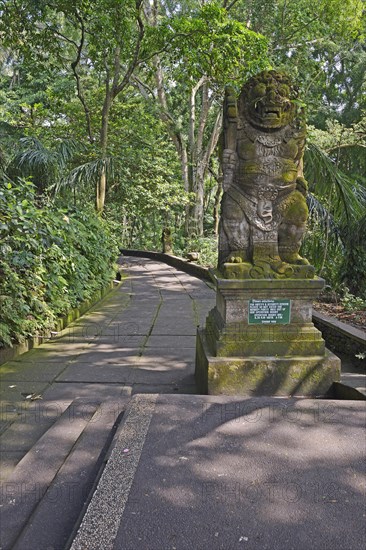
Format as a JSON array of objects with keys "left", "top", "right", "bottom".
[{"left": 219, "top": 70, "right": 315, "bottom": 279}]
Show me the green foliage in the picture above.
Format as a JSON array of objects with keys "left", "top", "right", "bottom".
[
  {"left": 340, "top": 287, "right": 366, "bottom": 311},
  {"left": 9, "top": 136, "right": 82, "bottom": 194},
  {"left": 1, "top": 0, "right": 365, "bottom": 304},
  {"left": 339, "top": 241, "right": 366, "bottom": 299},
  {"left": 152, "top": 2, "right": 269, "bottom": 86},
  {"left": 303, "top": 141, "right": 366, "bottom": 297},
  {"left": 174, "top": 235, "right": 218, "bottom": 267},
  {"left": 0, "top": 179, "right": 119, "bottom": 347},
  {"left": 304, "top": 142, "right": 365, "bottom": 223}
]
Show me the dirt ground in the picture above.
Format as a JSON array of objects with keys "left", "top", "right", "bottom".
[{"left": 313, "top": 302, "right": 366, "bottom": 332}]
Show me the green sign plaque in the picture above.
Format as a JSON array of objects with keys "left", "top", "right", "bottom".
[{"left": 248, "top": 299, "right": 291, "bottom": 325}]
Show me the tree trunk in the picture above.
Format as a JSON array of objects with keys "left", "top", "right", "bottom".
[
  {"left": 96, "top": 90, "right": 112, "bottom": 213},
  {"left": 96, "top": 167, "right": 106, "bottom": 212},
  {"left": 186, "top": 162, "right": 205, "bottom": 237},
  {"left": 185, "top": 109, "right": 223, "bottom": 237},
  {"left": 152, "top": 59, "right": 223, "bottom": 239},
  {"left": 181, "top": 147, "right": 189, "bottom": 192},
  {"left": 185, "top": 78, "right": 208, "bottom": 237},
  {"left": 213, "top": 170, "right": 223, "bottom": 236}
]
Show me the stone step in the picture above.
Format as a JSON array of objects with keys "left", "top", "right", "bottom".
[
  {"left": 70, "top": 394, "right": 366, "bottom": 550},
  {"left": 0, "top": 397, "right": 126, "bottom": 550},
  {"left": 0, "top": 398, "right": 74, "bottom": 483},
  {"left": 332, "top": 375, "right": 366, "bottom": 400}
]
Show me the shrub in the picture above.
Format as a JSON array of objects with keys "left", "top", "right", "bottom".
[
  {"left": 174, "top": 235, "right": 218, "bottom": 267},
  {"left": 0, "top": 179, "right": 119, "bottom": 347}
]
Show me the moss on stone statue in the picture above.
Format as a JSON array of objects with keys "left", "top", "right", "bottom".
[
  {"left": 214, "top": 336, "right": 325, "bottom": 358},
  {"left": 219, "top": 70, "right": 313, "bottom": 279},
  {"left": 221, "top": 262, "right": 315, "bottom": 280}
]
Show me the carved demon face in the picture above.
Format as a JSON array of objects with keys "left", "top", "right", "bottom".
[{"left": 241, "top": 71, "right": 298, "bottom": 130}]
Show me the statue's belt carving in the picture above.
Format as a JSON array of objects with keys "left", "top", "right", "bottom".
[
  {"left": 256, "top": 135, "right": 284, "bottom": 147},
  {"left": 227, "top": 185, "right": 284, "bottom": 232},
  {"left": 238, "top": 158, "right": 298, "bottom": 177},
  {"left": 238, "top": 120, "right": 305, "bottom": 145},
  {"left": 234, "top": 180, "right": 297, "bottom": 201}
]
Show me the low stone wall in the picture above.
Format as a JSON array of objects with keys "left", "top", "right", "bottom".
[
  {"left": 313, "top": 311, "right": 366, "bottom": 359},
  {"left": 121, "top": 249, "right": 366, "bottom": 362},
  {"left": 120, "top": 249, "right": 212, "bottom": 282},
  {"left": 0, "top": 280, "right": 120, "bottom": 366}
]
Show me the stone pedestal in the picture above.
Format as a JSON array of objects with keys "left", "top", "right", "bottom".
[{"left": 195, "top": 272, "right": 341, "bottom": 396}]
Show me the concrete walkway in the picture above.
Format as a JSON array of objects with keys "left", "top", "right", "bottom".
[
  {"left": 0, "top": 257, "right": 215, "bottom": 478},
  {"left": 0, "top": 256, "right": 215, "bottom": 549},
  {"left": 72, "top": 393, "right": 366, "bottom": 550},
  {"left": 0, "top": 256, "right": 365, "bottom": 550}
]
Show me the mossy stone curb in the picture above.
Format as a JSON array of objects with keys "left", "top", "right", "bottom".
[
  {"left": 120, "top": 249, "right": 212, "bottom": 282},
  {"left": 0, "top": 280, "right": 120, "bottom": 366}
]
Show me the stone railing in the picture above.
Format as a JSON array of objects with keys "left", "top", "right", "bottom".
[
  {"left": 121, "top": 249, "right": 365, "bottom": 361},
  {"left": 313, "top": 311, "right": 365, "bottom": 359},
  {"left": 120, "top": 249, "right": 212, "bottom": 282},
  {"left": 0, "top": 280, "right": 121, "bottom": 366}
]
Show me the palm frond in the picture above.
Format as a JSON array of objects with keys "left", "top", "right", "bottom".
[
  {"left": 55, "top": 139, "right": 83, "bottom": 168},
  {"left": 10, "top": 137, "right": 84, "bottom": 194},
  {"left": 14, "top": 137, "right": 58, "bottom": 173},
  {"left": 54, "top": 157, "right": 116, "bottom": 194},
  {"left": 307, "top": 192, "right": 340, "bottom": 237},
  {"left": 304, "top": 142, "right": 366, "bottom": 224}
]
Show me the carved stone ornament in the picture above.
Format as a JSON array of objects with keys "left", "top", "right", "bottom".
[{"left": 219, "top": 70, "right": 315, "bottom": 279}]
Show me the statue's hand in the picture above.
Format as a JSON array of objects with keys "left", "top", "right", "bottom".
[
  {"left": 223, "top": 149, "right": 237, "bottom": 167},
  {"left": 222, "top": 149, "right": 237, "bottom": 191},
  {"left": 296, "top": 176, "right": 308, "bottom": 197}
]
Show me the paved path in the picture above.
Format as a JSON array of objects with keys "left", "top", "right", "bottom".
[
  {"left": 0, "top": 256, "right": 216, "bottom": 550},
  {"left": 72, "top": 393, "right": 366, "bottom": 550},
  {"left": 1, "top": 256, "right": 365, "bottom": 550},
  {"left": 0, "top": 256, "right": 215, "bottom": 481}
]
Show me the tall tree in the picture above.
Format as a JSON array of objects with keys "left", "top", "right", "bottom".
[
  {"left": 141, "top": 0, "right": 268, "bottom": 236},
  {"left": 1, "top": 0, "right": 146, "bottom": 211}
]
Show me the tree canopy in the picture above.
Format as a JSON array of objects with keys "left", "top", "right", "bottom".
[{"left": 1, "top": 0, "right": 365, "bottom": 308}]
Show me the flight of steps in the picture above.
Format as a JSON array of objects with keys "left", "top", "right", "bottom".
[{"left": 0, "top": 397, "right": 129, "bottom": 550}]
